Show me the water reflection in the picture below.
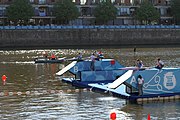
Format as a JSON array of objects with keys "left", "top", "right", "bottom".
[
  {"left": 0, "top": 48, "right": 179, "bottom": 120},
  {"left": 120, "top": 101, "right": 180, "bottom": 120}
]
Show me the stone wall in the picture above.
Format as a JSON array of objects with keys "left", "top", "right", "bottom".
[{"left": 0, "top": 29, "right": 180, "bottom": 49}]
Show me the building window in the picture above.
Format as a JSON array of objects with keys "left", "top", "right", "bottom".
[
  {"left": 29, "top": 0, "right": 34, "bottom": 3},
  {"left": 130, "top": 0, "right": 134, "bottom": 5},
  {"left": 0, "top": 7, "right": 5, "bottom": 16},
  {"left": 118, "top": 7, "right": 130, "bottom": 16},
  {"left": 158, "top": 0, "right": 161, "bottom": 4},
  {"left": 160, "top": 8, "right": 167, "bottom": 16},
  {"left": 0, "top": 7, "right": 4, "bottom": 16},
  {"left": 39, "top": 0, "right": 46, "bottom": 4},
  {"left": 81, "top": 0, "right": 86, "bottom": 5},
  {"left": 39, "top": 7, "right": 46, "bottom": 16},
  {"left": 121, "top": 0, "right": 125, "bottom": 4}
]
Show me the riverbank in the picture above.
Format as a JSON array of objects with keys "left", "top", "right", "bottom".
[{"left": 0, "top": 28, "right": 180, "bottom": 50}]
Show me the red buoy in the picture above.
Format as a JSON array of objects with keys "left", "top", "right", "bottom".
[
  {"left": 2, "top": 75, "right": 7, "bottom": 81},
  {"left": 147, "top": 113, "right": 151, "bottom": 120},
  {"left": 110, "top": 112, "right": 116, "bottom": 120}
]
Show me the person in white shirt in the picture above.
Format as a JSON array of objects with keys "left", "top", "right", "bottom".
[
  {"left": 138, "top": 75, "right": 144, "bottom": 96},
  {"left": 90, "top": 53, "right": 96, "bottom": 71}
]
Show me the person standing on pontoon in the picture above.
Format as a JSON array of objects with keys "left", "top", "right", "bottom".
[
  {"left": 90, "top": 53, "right": 96, "bottom": 71},
  {"left": 97, "top": 51, "right": 104, "bottom": 60},
  {"left": 138, "top": 75, "right": 144, "bottom": 96},
  {"left": 51, "top": 53, "right": 56, "bottom": 60},
  {"left": 77, "top": 52, "right": 83, "bottom": 61},
  {"left": 155, "top": 58, "right": 164, "bottom": 69},
  {"left": 136, "top": 59, "right": 143, "bottom": 69}
]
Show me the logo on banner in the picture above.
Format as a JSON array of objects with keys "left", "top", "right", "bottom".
[{"left": 163, "top": 72, "right": 176, "bottom": 90}]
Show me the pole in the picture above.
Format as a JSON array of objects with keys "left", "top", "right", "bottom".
[{"left": 134, "top": 46, "right": 136, "bottom": 66}]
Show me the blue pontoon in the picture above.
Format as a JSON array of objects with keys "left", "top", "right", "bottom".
[
  {"left": 89, "top": 67, "right": 180, "bottom": 101},
  {"left": 56, "top": 59, "right": 126, "bottom": 87},
  {"left": 56, "top": 59, "right": 180, "bottom": 101}
]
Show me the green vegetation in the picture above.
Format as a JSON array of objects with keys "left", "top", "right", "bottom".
[
  {"left": 94, "top": 0, "right": 117, "bottom": 25},
  {"left": 6, "top": 0, "right": 34, "bottom": 25},
  {"left": 135, "top": 1, "right": 160, "bottom": 25},
  {"left": 171, "top": 0, "right": 180, "bottom": 24},
  {"left": 53, "top": 0, "right": 79, "bottom": 24}
]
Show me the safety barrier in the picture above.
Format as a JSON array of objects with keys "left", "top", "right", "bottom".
[
  {"left": 0, "top": 25, "right": 180, "bottom": 30},
  {"left": 0, "top": 88, "right": 90, "bottom": 96}
]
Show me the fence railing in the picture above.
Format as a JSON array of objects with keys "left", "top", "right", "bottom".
[{"left": 0, "top": 25, "right": 180, "bottom": 30}]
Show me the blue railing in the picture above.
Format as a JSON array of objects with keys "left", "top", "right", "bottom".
[{"left": 0, "top": 25, "right": 180, "bottom": 30}]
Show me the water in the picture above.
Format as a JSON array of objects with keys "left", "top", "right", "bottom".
[{"left": 0, "top": 48, "right": 180, "bottom": 120}]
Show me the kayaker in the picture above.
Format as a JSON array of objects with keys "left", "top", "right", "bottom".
[
  {"left": 42, "top": 51, "right": 48, "bottom": 59},
  {"left": 51, "top": 53, "right": 56, "bottom": 60}
]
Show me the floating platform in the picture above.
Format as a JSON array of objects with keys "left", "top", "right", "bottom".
[
  {"left": 56, "top": 59, "right": 180, "bottom": 102},
  {"left": 89, "top": 67, "right": 180, "bottom": 102}
]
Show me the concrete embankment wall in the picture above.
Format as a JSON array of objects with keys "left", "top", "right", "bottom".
[{"left": 0, "top": 29, "right": 180, "bottom": 50}]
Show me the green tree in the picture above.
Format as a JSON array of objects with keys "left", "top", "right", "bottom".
[
  {"left": 171, "top": 0, "right": 180, "bottom": 24},
  {"left": 6, "top": 0, "right": 34, "bottom": 25},
  {"left": 135, "top": 1, "right": 160, "bottom": 25},
  {"left": 53, "top": 0, "right": 79, "bottom": 25},
  {"left": 94, "top": 0, "right": 117, "bottom": 25}
]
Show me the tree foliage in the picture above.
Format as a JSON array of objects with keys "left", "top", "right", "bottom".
[
  {"left": 171, "top": 0, "right": 180, "bottom": 24},
  {"left": 94, "top": 0, "right": 117, "bottom": 25},
  {"left": 6, "top": 0, "right": 34, "bottom": 25},
  {"left": 53, "top": 0, "right": 79, "bottom": 24},
  {"left": 135, "top": 1, "right": 160, "bottom": 24}
]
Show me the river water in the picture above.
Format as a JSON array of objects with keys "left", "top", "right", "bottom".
[{"left": 0, "top": 48, "right": 180, "bottom": 120}]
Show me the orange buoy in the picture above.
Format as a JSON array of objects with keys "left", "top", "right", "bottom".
[
  {"left": 2, "top": 75, "right": 7, "bottom": 81},
  {"left": 110, "top": 112, "right": 116, "bottom": 120}
]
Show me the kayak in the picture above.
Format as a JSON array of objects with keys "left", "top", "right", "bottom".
[{"left": 34, "top": 57, "right": 65, "bottom": 63}]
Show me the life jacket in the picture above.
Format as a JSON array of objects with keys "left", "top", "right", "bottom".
[{"left": 51, "top": 54, "right": 55, "bottom": 59}]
